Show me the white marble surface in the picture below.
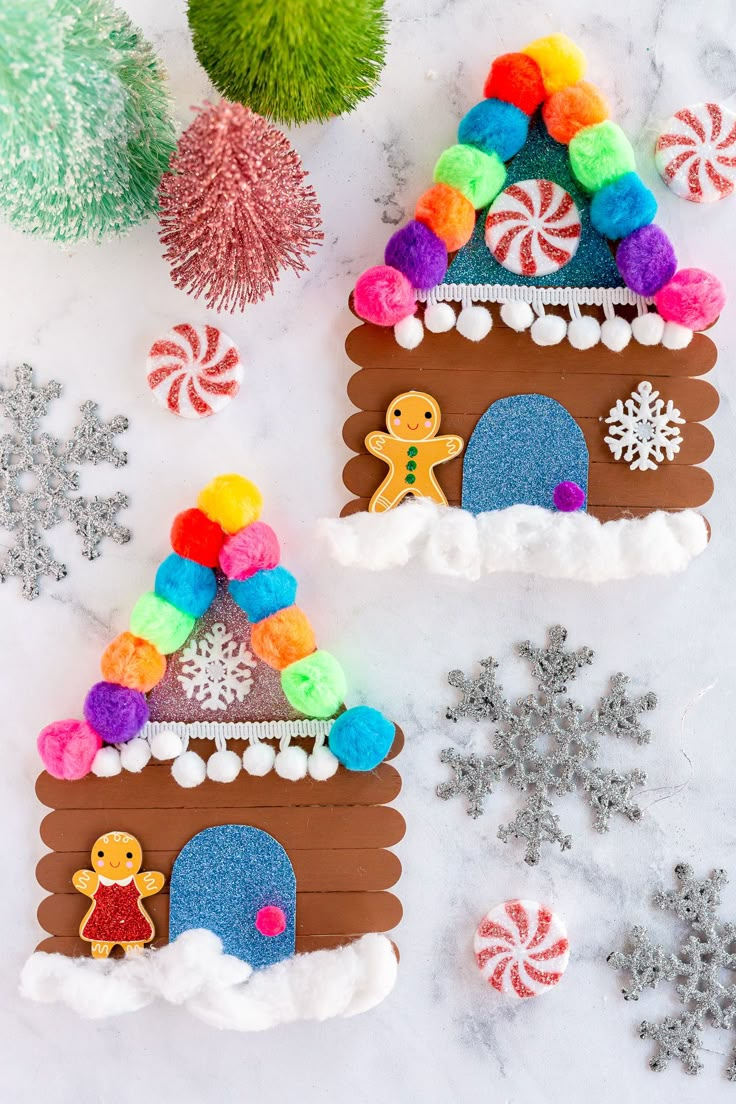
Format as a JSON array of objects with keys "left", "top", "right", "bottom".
[{"left": 4, "top": 0, "right": 736, "bottom": 1100}]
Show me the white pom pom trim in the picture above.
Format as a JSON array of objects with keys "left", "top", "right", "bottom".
[
  {"left": 600, "top": 316, "right": 632, "bottom": 352},
  {"left": 308, "top": 746, "right": 340, "bottom": 781},
  {"left": 120, "top": 738, "right": 151, "bottom": 773},
  {"left": 206, "top": 748, "right": 242, "bottom": 783},
  {"left": 150, "top": 729, "right": 183, "bottom": 761},
  {"left": 171, "top": 750, "right": 206, "bottom": 788},
  {"left": 91, "top": 746, "right": 121, "bottom": 777},
  {"left": 567, "top": 315, "right": 601, "bottom": 350},
  {"left": 632, "top": 312, "right": 665, "bottom": 346},
  {"left": 242, "top": 742, "right": 276, "bottom": 777},
  {"left": 500, "top": 301, "right": 534, "bottom": 332},
  {"left": 456, "top": 305, "right": 493, "bottom": 342},
  {"left": 424, "top": 302, "right": 456, "bottom": 333},
  {"left": 394, "top": 314, "right": 424, "bottom": 349},
  {"left": 662, "top": 321, "right": 693, "bottom": 350},
  {"left": 531, "top": 313, "right": 567, "bottom": 346},
  {"left": 274, "top": 745, "right": 309, "bottom": 781}
]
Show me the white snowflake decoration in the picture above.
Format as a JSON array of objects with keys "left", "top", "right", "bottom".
[
  {"left": 177, "top": 623, "right": 256, "bottom": 711},
  {"left": 604, "top": 380, "right": 685, "bottom": 472}
]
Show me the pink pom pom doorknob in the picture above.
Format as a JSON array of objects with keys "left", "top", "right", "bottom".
[{"left": 255, "top": 905, "right": 287, "bottom": 937}]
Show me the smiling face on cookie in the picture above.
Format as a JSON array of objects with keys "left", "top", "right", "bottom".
[
  {"left": 386, "top": 391, "right": 441, "bottom": 441},
  {"left": 90, "top": 832, "right": 143, "bottom": 880}
]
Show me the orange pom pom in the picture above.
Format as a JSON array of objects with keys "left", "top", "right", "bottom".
[
  {"left": 100, "top": 632, "right": 166, "bottom": 693},
  {"left": 415, "top": 183, "right": 475, "bottom": 252},
  {"left": 250, "top": 607, "right": 316, "bottom": 670},
  {"left": 543, "top": 81, "right": 610, "bottom": 145}
]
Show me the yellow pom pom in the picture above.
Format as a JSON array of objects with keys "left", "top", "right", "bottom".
[
  {"left": 522, "top": 33, "right": 586, "bottom": 95},
  {"left": 197, "top": 474, "right": 263, "bottom": 534}
]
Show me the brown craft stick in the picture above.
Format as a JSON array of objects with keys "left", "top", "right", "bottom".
[
  {"left": 338, "top": 497, "right": 706, "bottom": 524},
  {"left": 35, "top": 933, "right": 387, "bottom": 956},
  {"left": 345, "top": 320, "right": 718, "bottom": 377},
  {"left": 36, "top": 761, "right": 402, "bottom": 811},
  {"left": 343, "top": 411, "right": 715, "bottom": 466},
  {"left": 38, "top": 890, "right": 403, "bottom": 938},
  {"left": 343, "top": 454, "right": 714, "bottom": 508},
  {"left": 41, "top": 804, "right": 407, "bottom": 852},
  {"left": 347, "top": 369, "right": 719, "bottom": 422},
  {"left": 36, "top": 847, "right": 402, "bottom": 895}
]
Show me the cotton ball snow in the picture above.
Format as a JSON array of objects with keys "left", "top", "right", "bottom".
[
  {"left": 274, "top": 745, "right": 309, "bottom": 780},
  {"left": 172, "top": 750, "right": 206, "bottom": 787},
  {"left": 150, "top": 729, "right": 183, "bottom": 760},
  {"left": 91, "top": 747, "right": 122, "bottom": 777},
  {"left": 567, "top": 315, "right": 601, "bottom": 349},
  {"left": 120, "top": 738, "right": 151, "bottom": 773},
  {"left": 531, "top": 314, "right": 567, "bottom": 346},
  {"left": 394, "top": 314, "right": 424, "bottom": 349},
  {"left": 662, "top": 322, "right": 693, "bottom": 350},
  {"left": 631, "top": 312, "right": 665, "bottom": 346},
  {"left": 500, "top": 301, "right": 534, "bottom": 331},
  {"left": 308, "top": 745, "right": 340, "bottom": 780},
  {"left": 243, "top": 742, "right": 276, "bottom": 776},
  {"left": 424, "top": 302, "right": 456, "bottom": 332},
  {"left": 600, "top": 316, "right": 632, "bottom": 351},
  {"left": 456, "top": 305, "right": 492, "bottom": 341}
]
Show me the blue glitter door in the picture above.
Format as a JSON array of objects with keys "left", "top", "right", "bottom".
[
  {"left": 169, "top": 825, "right": 296, "bottom": 968},
  {"left": 461, "top": 394, "right": 589, "bottom": 513}
]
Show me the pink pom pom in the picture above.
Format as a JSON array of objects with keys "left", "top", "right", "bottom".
[
  {"left": 255, "top": 905, "right": 287, "bottom": 937},
  {"left": 654, "top": 268, "right": 726, "bottom": 331},
  {"left": 219, "top": 522, "right": 280, "bottom": 581},
  {"left": 38, "top": 719, "right": 102, "bottom": 780},
  {"left": 353, "top": 265, "right": 416, "bottom": 326}
]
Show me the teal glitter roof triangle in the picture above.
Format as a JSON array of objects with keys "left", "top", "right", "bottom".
[{"left": 444, "top": 116, "right": 624, "bottom": 289}]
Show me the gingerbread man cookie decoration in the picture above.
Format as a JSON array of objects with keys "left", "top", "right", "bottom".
[
  {"left": 365, "top": 391, "right": 464, "bottom": 512},
  {"left": 73, "top": 831, "right": 165, "bottom": 958}
]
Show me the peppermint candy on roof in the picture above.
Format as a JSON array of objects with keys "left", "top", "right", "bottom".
[{"left": 485, "top": 179, "right": 581, "bottom": 277}]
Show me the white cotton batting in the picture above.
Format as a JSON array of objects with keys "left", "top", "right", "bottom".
[{"left": 320, "top": 499, "right": 709, "bottom": 583}]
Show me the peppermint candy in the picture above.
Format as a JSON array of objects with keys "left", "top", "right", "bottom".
[
  {"left": 655, "top": 102, "right": 736, "bottom": 203},
  {"left": 474, "top": 899, "right": 569, "bottom": 998},
  {"left": 485, "top": 179, "right": 581, "bottom": 277},
  {"left": 147, "top": 324, "right": 244, "bottom": 418}
]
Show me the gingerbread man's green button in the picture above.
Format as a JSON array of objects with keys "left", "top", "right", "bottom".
[
  {"left": 407, "top": 446, "right": 418, "bottom": 457},
  {"left": 406, "top": 460, "right": 417, "bottom": 472},
  {"left": 404, "top": 473, "right": 416, "bottom": 485}
]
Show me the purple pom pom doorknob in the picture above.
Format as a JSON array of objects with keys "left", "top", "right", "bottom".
[{"left": 553, "top": 481, "right": 585, "bottom": 512}]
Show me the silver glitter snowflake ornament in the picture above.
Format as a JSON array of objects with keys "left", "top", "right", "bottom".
[
  {"left": 437, "top": 626, "right": 657, "bottom": 864},
  {"left": 609, "top": 864, "right": 736, "bottom": 1081},
  {"left": 0, "top": 365, "right": 130, "bottom": 599}
]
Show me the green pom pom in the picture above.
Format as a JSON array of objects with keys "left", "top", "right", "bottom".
[
  {"left": 0, "top": 0, "right": 175, "bottom": 242},
  {"left": 569, "top": 121, "right": 636, "bottom": 193},
  {"left": 433, "top": 145, "right": 507, "bottom": 210},
  {"left": 281, "top": 651, "right": 347, "bottom": 719},
  {"left": 187, "top": 0, "right": 387, "bottom": 125},
  {"left": 130, "top": 593, "right": 195, "bottom": 655}
]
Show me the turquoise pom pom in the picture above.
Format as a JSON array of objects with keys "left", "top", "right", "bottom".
[
  {"left": 590, "top": 172, "right": 657, "bottom": 240},
  {"left": 328, "top": 706, "right": 395, "bottom": 772},
  {"left": 154, "top": 553, "right": 216, "bottom": 618},
  {"left": 458, "top": 98, "right": 529, "bottom": 162},
  {"left": 229, "top": 566, "right": 297, "bottom": 623}
]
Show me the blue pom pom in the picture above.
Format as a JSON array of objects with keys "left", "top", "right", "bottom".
[
  {"left": 229, "top": 566, "right": 297, "bottom": 623},
  {"left": 589, "top": 172, "right": 657, "bottom": 240},
  {"left": 328, "top": 706, "right": 395, "bottom": 772},
  {"left": 458, "top": 98, "right": 529, "bottom": 162},
  {"left": 154, "top": 553, "right": 216, "bottom": 618}
]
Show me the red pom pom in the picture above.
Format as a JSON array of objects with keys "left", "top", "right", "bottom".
[
  {"left": 484, "top": 53, "right": 546, "bottom": 115},
  {"left": 171, "top": 508, "right": 225, "bottom": 567}
]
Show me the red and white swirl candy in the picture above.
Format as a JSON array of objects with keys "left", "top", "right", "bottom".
[
  {"left": 655, "top": 103, "right": 736, "bottom": 203},
  {"left": 485, "top": 179, "right": 581, "bottom": 277},
  {"left": 474, "top": 899, "right": 569, "bottom": 999},
  {"left": 147, "top": 324, "right": 244, "bottom": 418}
]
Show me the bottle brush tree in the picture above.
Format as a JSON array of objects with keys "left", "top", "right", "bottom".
[{"left": 187, "top": 0, "right": 387, "bottom": 125}]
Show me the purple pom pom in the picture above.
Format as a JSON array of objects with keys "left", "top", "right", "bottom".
[
  {"left": 83, "top": 681, "right": 149, "bottom": 744},
  {"left": 553, "top": 481, "right": 585, "bottom": 512},
  {"left": 384, "top": 220, "right": 448, "bottom": 290},
  {"left": 616, "top": 225, "right": 677, "bottom": 297}
]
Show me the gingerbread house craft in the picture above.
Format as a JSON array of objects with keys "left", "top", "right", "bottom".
[
  {"left": 323, "top": 34, "right": 723, "bottom": 584},
  {"left": 23, "top": 474, "right": 403, "bottom": 1029}
]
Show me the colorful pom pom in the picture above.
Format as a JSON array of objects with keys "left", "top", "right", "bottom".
[
  {"left": 250, "top": 606, "right": 316, "bottom": 670},
  {"left": 616, "top": 225, "right": 677, "bottom": 297},
  {"left": 433, "top": 144, "right": 507, "bottom": 210},
  {"left": 415, "top": 183, "right": 476, "bottom": 252},
  {"left": 457, "top": 99, "right": 529, "bottom": 162},
  {"left": 38, "top": 719, "right": 101, "bottom": 780},
  {"left": 553, "top": 481, "right": 586, "bottom": 512},
  {"left": 522, "top": 33, "right": 586, "bottom": 95},
  {"left": 130, "top": 592, "right": 196, "bottom": 655},
  {"left": 328, "top": 706, "right": 395, "bottom": 772},
  {"left": 170, "top": 507, "right": 225, "bottom": 567},
  {"left": 483, "top": 52, "right": 546, "bottom": 115},
  {"left": 83, "top": 682, "right": 149, "bottom": 745},
  {"left": 255, "top": 906, "right": 287, "bottom": 937},
  {"left": 229, "top": 566, "right": 298, "bottom": 623},
  {"left": 197, "top": 474, "right": 263, "bottom": 535},
  {"left": 569, "top": 121, "right": 636, "bottom": 193},
  {"left": 100, "top": 632, "right": 166, "bottom": 694},
  {"left": 384, "top": 220, "right": 448, "bottom": 291},
  {"left": 542, "top": 81, "right": 609, "bottom": 144},
  {"left": 353, "top": 265, "right": 415, "bottom": 326},
  {"left": 154, "top": 553, "right": 217, "bottom": 618},
  {"left": 281, "top": 650, "right": 346, "bottom": 719},
  {"left": 589, "top": 173, "right": 657, "bottom": 240},
  {"left": 654, "top": 268, "right": 726, "bottom": 331},
  {"left": 219, "top": 521, "right": 280, "bottom": 581}
]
